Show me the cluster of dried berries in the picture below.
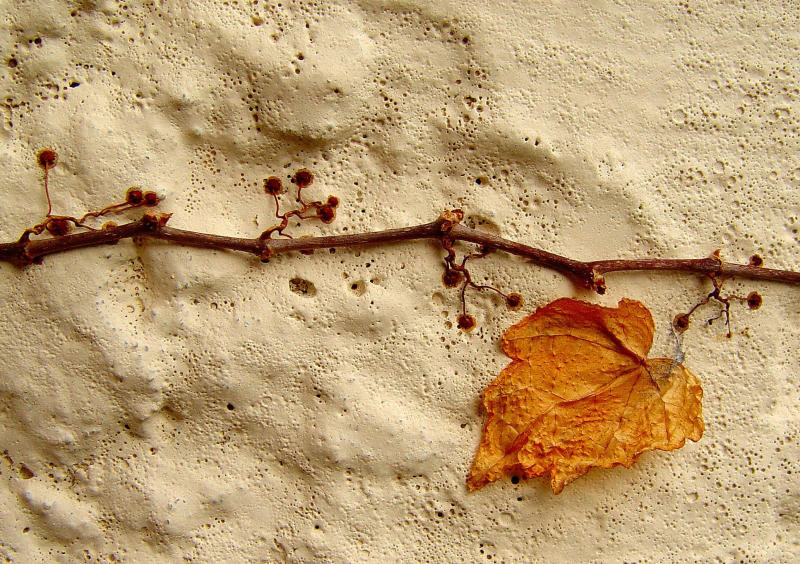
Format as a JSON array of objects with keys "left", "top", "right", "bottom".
[
  {"left": 18, "top": 148, "right": 161, "bottom": 243},
  {"left": 259, "top": 168, "right": 340, "bottom": 244}
]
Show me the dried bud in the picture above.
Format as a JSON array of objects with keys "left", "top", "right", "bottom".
[
  {"left": 326, "top": 195, "right": 340, "bottom": 208},
  {"left": 673, "top": 313, "right": 690, "bottom": 332},
  {"left": 505, "top": 293, "right": 523, "bottom": 311},
  {"left": 143, "top": 191, "right": 159, "bottom": 206},
  {"left": 45, "top": 218, "right": 71, "bottom": 236},
  {"left": 292, "top": 168, "right": 314, "bottom": 188},
  {"left": 37, "top": 148, "right": 58, "bottom": 169},
  {"left": 263, "top": 176, "right": 283, "bottom": 195},
  {"left": 126, "top": 187, "right": 144, "bottom": 204},
  {"left": 442, "top": 269, "right": 463, "bottom": 288},
  {"left": 749, "top": 254, "right": 763, "bottom": 267},
  {"left": 102, "top": 221, "right": 118, "bottom": 230},
  {"left": 746, "top": 291, "right": 762, "bottom": 310}
]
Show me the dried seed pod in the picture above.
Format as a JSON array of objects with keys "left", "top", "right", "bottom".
[
  {"left": 126, "top": 187, "right": 144, "bottom": 204},
  {"left": 263, "top": 176, "right": 283, "bottom": 195},
  {"left": 45, "top": 218, "right": 71, "bottom": 236},
  {"left": 457, "top": 313, "right": 476, "bottom": 332},
  {"left": 442, "top": 269, "right": 462, "bottom": 288},
  {"left": 143, "top": 191, "right": 160, "bottom": 206},
  {"left": 292, "top": 168, "right": 314, "bottom": 188},
  {"left": 673, "top": 313, "right": 690, "bottom": 332},
  {"left": 318, "top": 205, "right": 336, "bottom": 224},
  {"left": 37, "top": 148, "right": 58, "bottom": 169},
  {"left": 746, "top": 291, "right": 762, "bottom": 310},
  {"left": 505, "top": 293, "right": 523, "bottom": 311}
]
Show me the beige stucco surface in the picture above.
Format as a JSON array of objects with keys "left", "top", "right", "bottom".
[{"left": 1, "top": 1, "right": 798, "bottom": 562}]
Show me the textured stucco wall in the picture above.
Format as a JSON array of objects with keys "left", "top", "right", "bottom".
[{"left": 1, "top": 1, "right": 798, "bottom": 562}]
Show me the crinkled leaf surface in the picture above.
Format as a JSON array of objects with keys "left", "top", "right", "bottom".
[{"left": 468, "top": 298, "right": 704, "bottom": 494}]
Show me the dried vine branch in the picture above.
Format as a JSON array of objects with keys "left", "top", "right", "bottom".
[
  {"left": 3, "top": 149, "right": 799, "bottom": 335},
  {"left": 2, "top": 209, "right": 798, "bottom": 293}
]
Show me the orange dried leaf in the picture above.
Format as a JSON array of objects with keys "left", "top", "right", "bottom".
[{"left": 468, "top": 298, "right": 704, "bottom": 494}]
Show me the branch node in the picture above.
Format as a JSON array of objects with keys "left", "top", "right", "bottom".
[
  {"left": 11, "top": 246, "right": 36, "bottom": 267},
  {"left": 438, "top": 209, "right": 464, "bottom": 234},
  {"left": 142, "top": 211, "right": 171, "bottom": 231},
  {"left": 591, "top": 270, "right": 607, "bottom": 294},
  {"left": 709, "top": 249, "right": 724, "bottom": 272},
  {"left": 259, "top": 242, "right": 274, "bottom": 262}
]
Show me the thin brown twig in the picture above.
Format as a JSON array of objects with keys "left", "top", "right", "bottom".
[{"left": 2, "top": 211, "right": 798, "bottom": 294}]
